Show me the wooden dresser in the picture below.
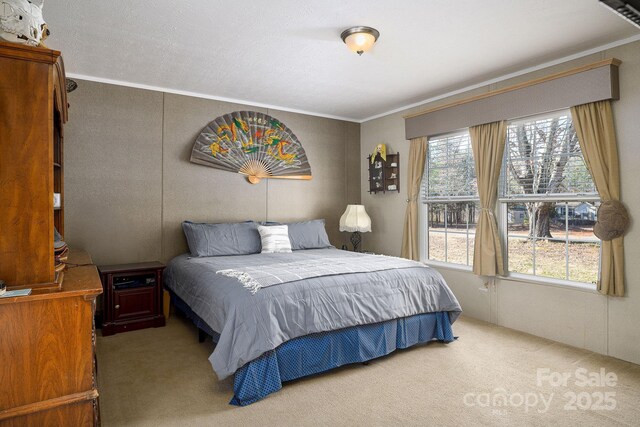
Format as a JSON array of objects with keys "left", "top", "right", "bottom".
[
  {"left": 0, "top": 250, "right": 102, "bottom": 426},
  {"left": 0, "top": 42, "right": 100, "bottom": 425}
]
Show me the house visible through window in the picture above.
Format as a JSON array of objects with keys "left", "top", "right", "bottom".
[
  {"left": 423, "top": 131, "right": 478, "bottom": 267},
  {"left": 500, "top": 110, "right": 600, "bottom": 284}
]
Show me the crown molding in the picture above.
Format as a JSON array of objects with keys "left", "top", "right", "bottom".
[{"left": 65, "top": 73, "right": 360, "bottom": 123}]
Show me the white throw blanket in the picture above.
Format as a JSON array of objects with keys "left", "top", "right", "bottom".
[{"left": 217, "top": 255, "right": 425, "bottom": 293}]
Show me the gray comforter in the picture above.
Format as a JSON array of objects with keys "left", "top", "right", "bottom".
[{"left": 164, "top": 248, "right": 462, "bottom": 380}]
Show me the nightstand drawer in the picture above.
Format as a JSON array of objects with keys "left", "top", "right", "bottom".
[{"left": 114, "top": 286, "right": 156, "bottom": 321}]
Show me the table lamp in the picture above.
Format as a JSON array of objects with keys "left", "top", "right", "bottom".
[{"left": 339, "top": 204, "right": 372, "bottom": 252}]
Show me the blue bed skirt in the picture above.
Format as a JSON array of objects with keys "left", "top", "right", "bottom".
[{"left": 171, "top": 293, "right": 455, "bottom": 406}]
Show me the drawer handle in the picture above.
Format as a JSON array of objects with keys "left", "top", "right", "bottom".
[{"left": 115, "top": 304, "right": 120, "bottom": 309}]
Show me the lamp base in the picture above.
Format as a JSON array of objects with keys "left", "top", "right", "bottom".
[{"left": 350, "top": 231, "right": 362, "bottom": 252}]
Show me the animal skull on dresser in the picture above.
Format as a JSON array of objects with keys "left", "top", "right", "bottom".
[{"left": 0, "top": 0, "right": 47, "bottom": 46}]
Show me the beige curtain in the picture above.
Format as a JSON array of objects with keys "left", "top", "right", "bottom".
[
  {"left": 571, "top": 101, "right": 624, "bottom": 296},
  {"left": 401, "top": 137, "right": 427, "bottom": 260},
  {"left": 470, "top": 121, "right": 507, "bottom": 276}
]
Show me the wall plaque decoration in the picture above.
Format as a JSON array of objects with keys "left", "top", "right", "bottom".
[{"left": 190, "top": 111, "right": 312, "bottom": 184}]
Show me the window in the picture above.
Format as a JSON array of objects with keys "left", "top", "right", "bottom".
[
  {"left": 419, "top": 110, "right": 601, "bottom": 285},
  {"left": 423, "top": 131, "right": 478, "bottom": 267},
  {"left": 500, "top": 111, "right": 600, "bottom": 284}
]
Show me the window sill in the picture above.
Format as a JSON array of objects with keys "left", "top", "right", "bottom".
[
  {"left": 497, "top": 272, "right": 598, "bottom": 294},
  {"left": 423, "top": 261, "right": 599, "bottom": 294},
  {"left": 423, "top": 259, "right": 473, "bottom": 273}
]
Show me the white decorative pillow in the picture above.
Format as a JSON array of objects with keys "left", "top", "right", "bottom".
[{"left": 258, "top": 225, "right": 292, "bottom": 253}]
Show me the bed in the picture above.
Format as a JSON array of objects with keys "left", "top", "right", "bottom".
[{"left": 163, "top": 220, "right": 462, "bottom": 405}]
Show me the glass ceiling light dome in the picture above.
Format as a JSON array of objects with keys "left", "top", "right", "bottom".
[{"left": 340, "top": 26, "right": 380, "bottom": 55}]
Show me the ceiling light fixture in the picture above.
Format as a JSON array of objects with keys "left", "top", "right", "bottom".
[{"left": 340, "top": 26, "right": 380, "bottom": 55}]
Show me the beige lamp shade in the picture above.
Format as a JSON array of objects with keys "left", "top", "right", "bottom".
[
  {"left": 340, "top": 26, "right": 380, "bottom": 55},
  {"left": 339, "top": 205, "right": 372, "bottom": 232}
]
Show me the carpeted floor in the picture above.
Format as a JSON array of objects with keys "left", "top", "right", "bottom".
[{"left": 96, "top": 314, "right": 640, "bottom": 426}]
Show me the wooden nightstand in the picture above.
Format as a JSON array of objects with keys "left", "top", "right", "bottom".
[{"left": 99, "top": 262, "right": 166, "bottom": 336}]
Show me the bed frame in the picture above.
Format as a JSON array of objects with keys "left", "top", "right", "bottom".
[{"left": 169, "top": 291, "right": 455, "bottom": 405}]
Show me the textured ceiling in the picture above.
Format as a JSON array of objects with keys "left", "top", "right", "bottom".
[{"left": 44, "top": 0, "right": 639, "bottom": 122}]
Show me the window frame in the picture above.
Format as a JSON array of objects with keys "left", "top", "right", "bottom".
[
  {"left": 421, "top": 130, "right": 478, "bottom": 270},
  {"left": 418, "top": 110, "right": 602, "bottom": 288},
  {"left": 497, "top": 109, "right": 600, "bottom": 288}
]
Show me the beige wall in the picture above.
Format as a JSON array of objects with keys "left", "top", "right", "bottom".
[
  {"left": 360, "top": 40, "right": 640, "bottom": 366},
  {"left": 64, "top": 81, "right": 360, "bottom": 265}
]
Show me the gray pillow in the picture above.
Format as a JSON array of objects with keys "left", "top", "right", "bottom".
[
  {"left": 182, "top": 221, "right": 261, "bottom": 257},
  {"left": 287, "top": 219, "right": 332, "bottom": 250}
]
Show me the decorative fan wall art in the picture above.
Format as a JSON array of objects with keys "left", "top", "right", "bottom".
[{"left": 190, "top": 111, "right": 312, "bottom": 184}]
